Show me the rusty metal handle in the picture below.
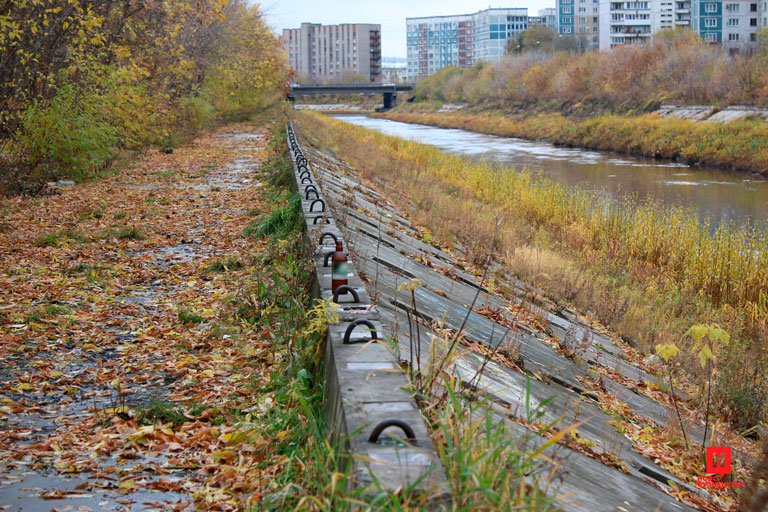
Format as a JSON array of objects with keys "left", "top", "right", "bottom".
[
  {"left": 323, "top": 251, "right": 334, "bottom": 267},
  {"left": 333, "top": 285, "right": 359, "bottom": 303},
  {"left": 368, "top": 419, "right": 416, "bottom": 443},
  {"left": 305, "top": 186, "right": 319, "bottom": 200},
  {"left": 309, "top": 199, "right": 325, "bottom": 213},
  {"left": 319, "top": 231, "right": 338, "bottom": 245},
  {"left": 343, "top": 318, "right": 377, "bottom": 344}
]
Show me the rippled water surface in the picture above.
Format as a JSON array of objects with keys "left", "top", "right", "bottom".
[{"left": 333, "top": 114, "right": 768, "bottom": 228}]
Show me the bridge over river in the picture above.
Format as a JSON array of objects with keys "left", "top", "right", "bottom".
[{"left": 289, "top": 83, "right": 414, "bottom": 109}]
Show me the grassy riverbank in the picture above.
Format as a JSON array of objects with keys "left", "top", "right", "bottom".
[
  {"left": 375, "top": 111, "right": 768, "bottom": 175},
  {"left": 295, "top": 109, "right": 768, "bottom": 431}
]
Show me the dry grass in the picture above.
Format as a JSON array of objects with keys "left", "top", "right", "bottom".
[{"left": 294, "top": 109, "right": 768, "bottom": 430}]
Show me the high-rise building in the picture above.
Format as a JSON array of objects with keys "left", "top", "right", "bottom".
[
  {"left": 539, "top": 8, "right": 559, "bottom": 30},
  {"left": 283, "top": 23, "right": 381, "bottom": 83},
  {"left": 598, "top": 0, "right": 765, "bottom": 51},
  {"left": 558, "top": 0, "right": 600, "bottom": 48},
  {"left": 406, "top": 8, "right": 528, "bottom": 80}
]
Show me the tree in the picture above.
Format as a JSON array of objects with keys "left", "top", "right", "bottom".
[
  {"left": 507, "top": 26, "right": 556, "bottom": 54},
  {"left": 522, "top": 25, "right": 555, "bottom": 53}
]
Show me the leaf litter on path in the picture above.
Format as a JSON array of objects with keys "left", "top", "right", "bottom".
[{"left": 0, "top": 125, "right": 283, "bottom": 511}]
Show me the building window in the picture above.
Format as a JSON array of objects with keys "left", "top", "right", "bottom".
[
  {"left": 562, "top": 16, "right": 572, "bottom": 23},
  {"left": 563, "top": 6, "right": 573, "bottom": 13},
  {"left": 751, "top": 32, "right": 758, "bottom": 41},
  {"left": 751, "top": 2, "right": 758, "bottom": 10},
  {"left": 728, "top": 32, "right": 740, "bottom": 40},
  {"left": 726, "top": 3, "right": 739, "bottom": 11},
  {"left": 578, "top": 16, "right": 587, "bottom": 22},
  {"left": 727, "top": 17, "right": 739, "bottom": 25},
  {"left": 704, "top": 2, "right": 717, "bottom": 12},
  {"left": 563, "top": 26, "right": 573, "bottom": 32},
  {"left": 704, "top": 17, "right": 718, "bottom": 27},
  {"left": 703, "top": 32, "right": 718, "bottom": 41}
]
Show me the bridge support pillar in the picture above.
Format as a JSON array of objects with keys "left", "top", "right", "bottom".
[{"left": 382, "top": 92, "right": 396, "bottom": 109}]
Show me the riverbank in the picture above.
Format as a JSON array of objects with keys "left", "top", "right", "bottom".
[
  {"left": 296, "top": 109, "right": 768, "bottom": 434},
  {"left": 375, "top": 109, "right": 768, "bottom": 176},
  {"left": 293, "top": 103, "right": 377, "bottom": 115}
]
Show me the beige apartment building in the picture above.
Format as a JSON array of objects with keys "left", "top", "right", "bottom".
[{"left": 283, "top": 23, "right": 382, "bottom": 83}]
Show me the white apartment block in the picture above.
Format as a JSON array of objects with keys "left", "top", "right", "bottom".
[
  {"left": 283, "top": 23, "right": 382, "bottom": 83},
  {"left": 599, "top": 0, "right": 766, "bottom": 51},
  {"left": 406, "top": 8, "right": 528, "bottom": 80}
]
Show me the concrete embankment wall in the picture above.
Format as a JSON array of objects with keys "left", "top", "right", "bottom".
[
  {"left": 284, "top": 121, "right": 449, "bottom": 502},
  {"left": 658, "top": 104, "right": 768, "bottom": 123}
]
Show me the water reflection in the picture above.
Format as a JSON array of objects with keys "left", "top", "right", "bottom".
[{"left": 333, "top": 114, "right": 768, "bottom": 228}]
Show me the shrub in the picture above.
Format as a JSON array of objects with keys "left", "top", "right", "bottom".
[{"left": 20, "top": 85, "right": 117, "bottom": 181}]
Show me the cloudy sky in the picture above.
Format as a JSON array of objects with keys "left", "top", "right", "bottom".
[{"left": 262, "top": 1, "right": 554, "bottom": 59}]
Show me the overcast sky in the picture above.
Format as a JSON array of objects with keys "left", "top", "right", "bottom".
[{"left": 262, "top": 1, "right": 555, "bottom": 59}]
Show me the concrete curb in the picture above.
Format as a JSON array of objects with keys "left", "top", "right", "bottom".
[{"left": 285, "top": 122, "right": 450, "bottom": 503}]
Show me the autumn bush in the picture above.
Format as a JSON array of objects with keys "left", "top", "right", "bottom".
[
  {"left": 0, "top": 0, "right": 288, "bottom": 189},
  {"left": 413, "top": 29, "right": 768, "bottom": 110}
]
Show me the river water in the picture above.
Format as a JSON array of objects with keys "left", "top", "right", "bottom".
[{"left": 333, "top": 114, "right": 768, "bottom": 229}]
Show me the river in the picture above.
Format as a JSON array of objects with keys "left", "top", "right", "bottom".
[{"left": 332, "top": 114, "right": 768, "bottom": 229}]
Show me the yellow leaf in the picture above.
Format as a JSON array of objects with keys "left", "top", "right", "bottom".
[
  {"left": 655, "top": 343, "right": 679, "bottom": 362},
  {"left": 219, "top": 432, "right": 239, "bottom": 444},
  {"left": 698, "top": 345, "right": 713, "bottom": 369},
  {"left": 119, "top": 479, "right": 135, "bottom": 490},
  {"left": 104, "top": 406, "right": 130, "bottom": 415},
  {"left": 211, "top": 450, "right": 234, "bottom": 461}
]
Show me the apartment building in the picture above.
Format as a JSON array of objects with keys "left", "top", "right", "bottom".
[
  {"left": 283, "top": 23, "right": 382, "bottom": 83},
  {"left": 598, "top": 0, "right": 765, "bottom": 51},
  {"left": 559, "top": 0, "right": 600, "bottom": 48},
  {"left": 529, "top": 8, "right": 559, "bottom": 31},
  {"left": 406, "top": 8, "right": 528, "bottom": 80}
]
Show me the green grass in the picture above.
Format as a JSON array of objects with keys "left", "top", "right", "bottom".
[
  {"left": 177, "top": 308, "right": 204, "bottom": 325},
  {"left": 44, "top": 304, "right": 73, "bottom": 316},
  {"left": 245, "top": 193, "right": 302, "bottom": 239},
  {"left": 205, "top": 257, "right": 244, "bottom": 273},
  {"left": 114, "top": 226, "right": 145, "bottom": 240},
  {"left": 138, "top": 400, "right": 186, "bottom": 427},
  {"left": 35, "top": 228, "right": 83, "bottom": 247}
]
